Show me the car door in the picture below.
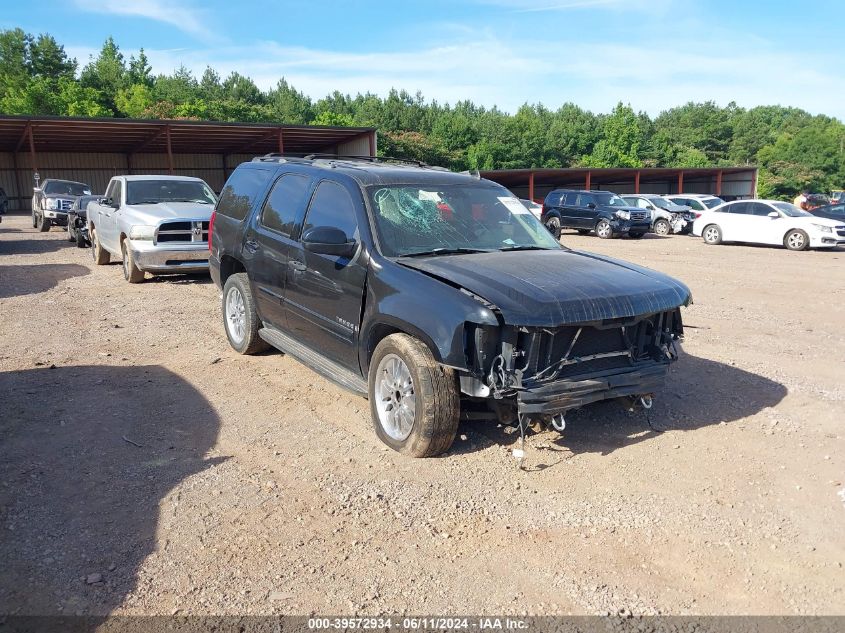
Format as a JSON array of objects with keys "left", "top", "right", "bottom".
[
  {"left": 284, "top": 179, "right": 368, "bottom": 371},
  {"left": 574, "top": 193, "right": 595, "bottom": 228},
  {"left": 749, "top": 202, "right": 789, "bottom": 244},
  {"left": 718, "top": 202, "right": 756, "bottom": 242},
  {"left": 243, "top": 172, "right": 313, "bottom": 330},
  {"left": 97, "top": 179, "right": 120, "bottom": 253},
  {"left": 558, "top": 192, "right": 580, "bottom": 227}
]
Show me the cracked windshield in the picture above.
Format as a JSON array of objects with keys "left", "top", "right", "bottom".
[{"left": 368, "top": 184, "right": 561, "bottom": 257}]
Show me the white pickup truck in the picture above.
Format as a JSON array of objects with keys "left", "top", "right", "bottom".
[{"left": 87, "top": 175, "right": 217, "bottom": 283}]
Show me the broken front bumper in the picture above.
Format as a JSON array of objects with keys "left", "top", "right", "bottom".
[
  {"left": 127, "top": 240, "right": 210, "bottom": 274},
  {"left": 517, "top": 363, "right": 668, "bottom": 416}
]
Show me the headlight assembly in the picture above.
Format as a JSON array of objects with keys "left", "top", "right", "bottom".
[
  {"left": 46, "top": 199, "right": 59, "bottom": 210},
  {"left": 811, "top": 224, "right": 832, "bottom": 234},
  {"left": 614, "top": 210, "right": 631, "bottom": 220},
  {"left": 129, "top": 225, "right": 156, "bottom": 240}
]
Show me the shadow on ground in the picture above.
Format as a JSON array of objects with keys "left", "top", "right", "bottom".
[
  {"left": 454, "top": 353, "right": 787, "bottom": 462},
  {"left": 0, "top": 264, "right": 90, "bottom": 299},
  {"left": 0, "top": 365, "right": 222, "bottom": 620}
]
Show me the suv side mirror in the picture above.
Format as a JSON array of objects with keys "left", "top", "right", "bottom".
[
  {"left": 302, "top": 226, "right": 357, "bottom": 258},
  {"left": 100, "top": 197, "right": 118, "bottom": 209},
  {"left": 586, "top": 202, "right": 596, "bottom": 209}
]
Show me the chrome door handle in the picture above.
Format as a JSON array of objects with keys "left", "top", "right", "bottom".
[{"left": 290, "top": 260, "right": 306, "bottom": 272}]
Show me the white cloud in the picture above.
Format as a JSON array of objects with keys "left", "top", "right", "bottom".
[
  {"left": 474, "top": 0, "right": 670, "bottom": 12},
  {"left": 72, "top": 0, "right": 213, "bottom": 42}
]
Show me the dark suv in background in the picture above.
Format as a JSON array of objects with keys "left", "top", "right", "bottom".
[
  {"left": 541, "top": 189, "right": 651, "bottom": 239},
  {"left": 209, "top": 155, "right": 690, "bottom": 457}
]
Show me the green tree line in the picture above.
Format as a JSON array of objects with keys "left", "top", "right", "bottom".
[{"left": 2, "top": 29, "right": 844, "bottom": 199}]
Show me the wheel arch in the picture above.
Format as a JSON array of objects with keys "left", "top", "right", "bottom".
[
  {"left": 219, "top": 255, "right": 247, "bottom": 286},
  {"left": 361, "top": 318, "right": 444, "bottom": 377}
]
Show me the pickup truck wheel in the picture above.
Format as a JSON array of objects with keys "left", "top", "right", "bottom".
[
  {"left": 31, "top": 210, "right": 37, "bottom": 228},
  {"left": 595, "top": 219, "right": 612, "bottom": 239},
  {"left": 222, "top": 273, "right": 269, "bottom": 354},
  {"left": 653, "top": 219, "right": 671, "bottom": 235},
  {"left": 702, "top": 224, "right": 722, "bottom": 245},
  {"left": 121, "top": 241, "right": 145, "bottom": 283},
  {"left": 784, "top": 229, "right": 809, "bottom": 251},
  {"left": 67, "top": 225, "right": 76, "bottom": 242},
  {"left": 38, "top": 213, "right": 51, "bottom": 232},
  {"left": 369, "top": 334, "right": 459, "bottom": 458},
  {"left": 91, "top": 228, "right": 110, "bottom": 265}
]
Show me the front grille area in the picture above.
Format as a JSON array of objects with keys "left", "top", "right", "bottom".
[
  {"left": 155, "top": 220, "right": 209, "bottom": 244},
  {"left": 57, "top": 199, "right": 73, "bottom": 211},
  {"left": 836, "top": 228, "right": 845, "bottom": 238},
  {"left": 514, "top": 309, "right": 683, "bottom": 386},
  {"left": 630, "top": 211, "right": 647, "bottom": 221}
]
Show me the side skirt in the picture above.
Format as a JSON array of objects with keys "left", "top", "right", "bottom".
[{"left": 258, "top": 325, "right": 368, "bottom": 397}]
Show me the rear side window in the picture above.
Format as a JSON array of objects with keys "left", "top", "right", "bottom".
[
  {"left": 726, "top": 202, "right": 749, "bottom": 215},
  {"left": 217, "top": 167, "right": 272, "bottom": 221},
  {"left": 577, "top": 194, "right": 594, "bottom": 207},
  {"left": 260, "top": 173, "right": 311, "bottom": 237},
  {"left": 564, "top": 192, "right": 579, "bottom": 205},
  {"left": 303, "top": 180, "right": 359, "bottom": 239}
]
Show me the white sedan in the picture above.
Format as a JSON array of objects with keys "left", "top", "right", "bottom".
[{"left": 691, "top": 199, "right": 845, "bottom": 251}]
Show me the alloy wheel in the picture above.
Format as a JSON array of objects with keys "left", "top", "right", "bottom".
[
  {"left": 374, "top": 353, "right": 416, "bottom": 441},
  {"left": 225, "top": 286, "right": 246, "bottom": 345}
]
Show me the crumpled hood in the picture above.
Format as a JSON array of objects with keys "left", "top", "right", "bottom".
[
  {"left": 123, "top": 202, "right": 213, "bottom": 223},
  {"left": 398, "top": 249, "right": 692, "bottom": 326}
]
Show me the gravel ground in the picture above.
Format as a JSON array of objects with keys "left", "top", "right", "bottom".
[{"left": 1, "top": 213, "right": 843, "bottom": 617}]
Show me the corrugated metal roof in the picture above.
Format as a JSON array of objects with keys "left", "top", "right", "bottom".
[
  {"left": 0, "top": 115, "right": 375, "bottom": 155},
  {"left": 481, "top": 166, "right": 756, "bottom": 187}
]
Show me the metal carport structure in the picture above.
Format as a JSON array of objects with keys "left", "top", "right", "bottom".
[
  {"left": 481, "top": 167, "right": 758, "bottom": 204},
  {"left": 0, "top": 115, "right": 377, "bottom": 211}
]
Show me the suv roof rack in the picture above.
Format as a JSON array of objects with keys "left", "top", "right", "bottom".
[{"left": 252, "top": 153, "right": 451, "bottom": 172}]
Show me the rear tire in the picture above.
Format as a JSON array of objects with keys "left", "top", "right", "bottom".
[
  {"left": 596, "top": 219, "right": 612, "bottom": 239},
  {"left": 702, "top": 224, "right": 722, "bottom": 245},
  {"left": 784, "top": 229, "right": 809, "bottom": 251},
  {"left": 91, "top": 228, "right": 110, "bottom": 265},
  {"left": 222, "top": 273, "right": 269, "bottom": 355},
  {"left": 653, "top": 219, "right": 671, "bottom": 236},
  {"left": 369, "top": 333, "right": 459, "bottom": 457},
  {"left": 121, "top": 241, "right": 145, "bottom": 283}
]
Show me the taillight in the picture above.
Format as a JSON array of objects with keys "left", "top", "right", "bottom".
[{"left": 208, "top": 209, "right": 216, "bottom": 252}]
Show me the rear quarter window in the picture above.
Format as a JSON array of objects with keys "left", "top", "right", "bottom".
[{"left": 217, "top": 166, "right": 273, "bottom": 221}]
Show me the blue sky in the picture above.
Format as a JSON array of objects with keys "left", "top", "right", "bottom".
[{"left": 4, "top": 0, "right": 844, "bottom": 119}]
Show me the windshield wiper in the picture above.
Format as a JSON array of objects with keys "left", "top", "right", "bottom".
[
  {"left": 497, "top": 245, "right": 553, "bottom": 252},
  {"left": 400, "top": 247, "right": 493, "bottom": 258}
]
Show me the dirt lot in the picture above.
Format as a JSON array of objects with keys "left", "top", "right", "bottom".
[{"left": 1, "top": 212, "right": 843, "bottom": 617}]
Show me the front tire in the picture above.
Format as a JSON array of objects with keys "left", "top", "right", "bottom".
[
  {"left": 595, "top": 219, "right": 612, "bottom": 239},
  {"left": 702, "top": 224, "right": 722, "bottom": 245},
  {"left": 32, "top": 210, "right": 37, "bottom": 228},
  {"left": 369, "top": 333, "right": 459, "bottom": 457},
  {"left": 38, "top": 213, "right": 51, "bottom": 232},
  {"left": 653, "top": 219, "right": 671, "bottom": 236},
  {"left": 544, "top": 215, "right": 562, "bottom": 240},
  {"left": 222, "top": 273, "right": 269, "bottom": 354},
  {"left": 91, "top": 227, "right": 110, "bottom": 265},
  {"left": 121, "top": 241, "right": 145, "bottom": 283},
  {"left": 784, "top": 229, "right": 809, "bottom": 251},
  {"left": 68, "top": 225, "right": 77, "bottom": 242}
]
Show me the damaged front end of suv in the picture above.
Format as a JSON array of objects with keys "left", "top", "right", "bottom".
[
  {"left": 395, "top": 248, "right": 691, "bottom": 430},
  {"left": 463, "top": 307, "right": 684, "bottom": 428}
]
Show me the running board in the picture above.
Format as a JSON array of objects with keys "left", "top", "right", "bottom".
[{"left": 258, "top": 326, "right": 368, "bottom": 397}]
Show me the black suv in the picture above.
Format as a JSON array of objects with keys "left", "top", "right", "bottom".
[
  {"left": 541, "top": 189, "right": 651, "bottom": 239},
  {"left": 209, "top": 156, "right": 691, "bottom": 457}
]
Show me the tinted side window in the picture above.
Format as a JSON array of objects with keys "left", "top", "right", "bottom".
[
  {"left": 113, "top": 180, "right": 123, "bottom": 205},
  {"left": 727, "top": 202, "right": 750, "bottom": 215},
  {"left": 217, "top": 166, "right": 272, "bottom": 221},
  {"left": 104, "top": 180, "right": 116, "bottom": 200},
  {"left": 636, "top": 198, "right": 651, "bottom": 209},
  {"left": 260, "top": 173, "right": 311, "bottom": 237},
  {"left": 303, "top": 180, "right": 359, "bottom": 239},
  {"left": 564, "top": 192, "right": 579, "bottom": 205},
  {"left": 748, "top": 202, "right": 773, "bottom": 217},
  {"left": 577, "top": 194, "right": 594, "bottom": 207}
]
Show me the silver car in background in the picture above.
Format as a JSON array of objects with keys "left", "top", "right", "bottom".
[
  {"left": 622, "top": 194, "right": 696, "bottom": 235},
  {"left": 87, "top": 175, "right": 217, "bottom": 283}
]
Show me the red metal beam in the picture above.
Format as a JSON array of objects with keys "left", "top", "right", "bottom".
[
  {"left": 634, "top": 170, "right": 640, "bottom": 194},
  {"left": 529, "top": 171, "right": 535, "bottom": 202},
  {"left": 750, "top": 169, "right": 757, "bottom": 198},
  {"left": 369, "top": 131, "right": 376, "bottom": 157},
  {"left": 585, "top": 171, "right": 591, "bottom": 190},
  {"left": 14, "top": 122, "right": 31, "bottom": 152},
  {"left": 28, "top": 124, "right": 37, "bottom": 175},
  {"left": 715, "top": 169, "right": 723, "bottom": 196},
  {"left": 677, "top": 171, "right": 684, "bottom": 194},
  {"left": 278, "top": 128, "right": 284, "bottom": 154},
  {"left": 165, "top": 125, "right": 174, "bottom": 175}
]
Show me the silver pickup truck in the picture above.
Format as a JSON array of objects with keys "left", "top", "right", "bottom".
[{"left": 87, "top": 175, "right": 217, "bottom": 283}]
